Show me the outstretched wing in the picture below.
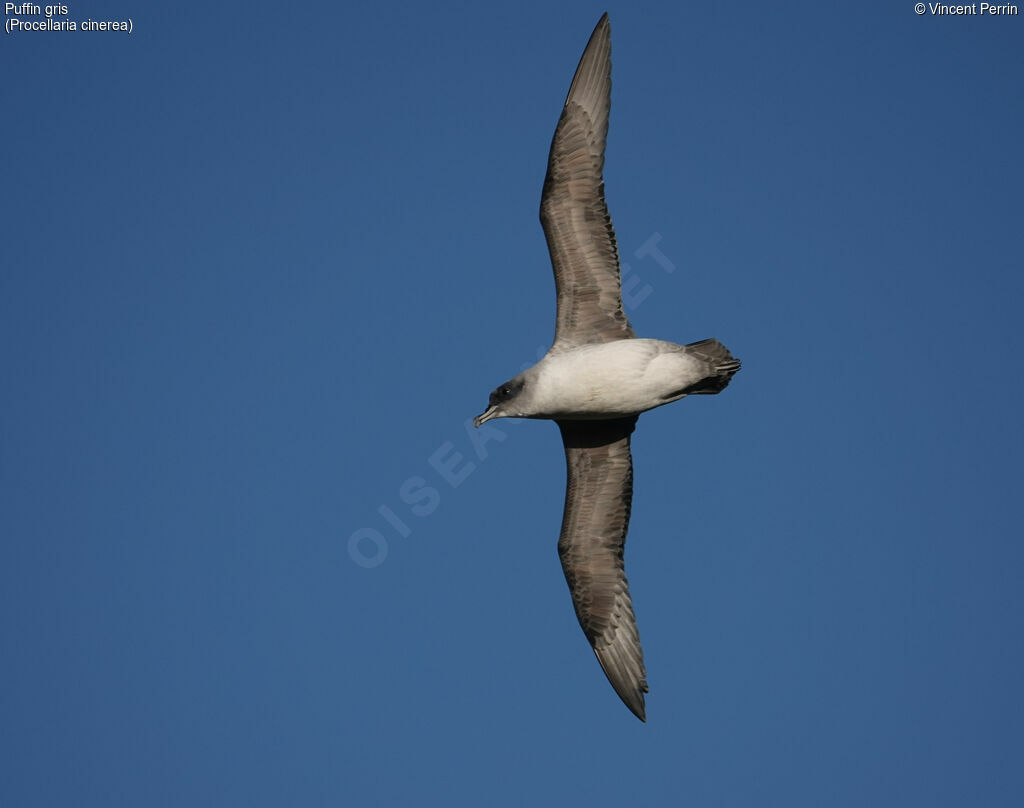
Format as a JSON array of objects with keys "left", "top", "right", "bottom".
[
  {"left": 541, "top": 14, "right": 635, "bottom": 352},
  {"left": 556, "top": 416, "right": 648, "bottom": 721}
]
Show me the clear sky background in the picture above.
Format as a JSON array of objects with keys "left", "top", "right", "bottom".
[{"left": 3, "top": 1, "right": 1023, "bottom": 805}]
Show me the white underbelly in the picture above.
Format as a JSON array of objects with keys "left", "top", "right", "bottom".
[{"left": 532, "top": 340, "right": 702, "bottom": 418}]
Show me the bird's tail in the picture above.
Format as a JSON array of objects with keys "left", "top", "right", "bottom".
[{"left": 680, "top": 338, "right": 741, "bottom": 394}]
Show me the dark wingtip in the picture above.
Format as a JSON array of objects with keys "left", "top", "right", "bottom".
[
  {"left": 624, "top": 680, "right": 648, "bottom": 722},
  {"left": 601, "top": 674, "right": 646, "bottom": 721},
  {"left": 588, "top": 13, "right": 611, "bottom": 47},
  {"left": 594, "top": 647, "right": 649, "bottom": 722}
]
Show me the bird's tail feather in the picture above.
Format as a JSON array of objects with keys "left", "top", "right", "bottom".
[{"left": 680, "top": 338, "right": 741, "bottom": 394}]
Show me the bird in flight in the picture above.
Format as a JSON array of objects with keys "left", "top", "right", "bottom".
[{"left": 474, "top": 13, "right": 740, "bottom": 722}]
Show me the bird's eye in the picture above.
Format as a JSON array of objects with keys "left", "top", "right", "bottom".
[{"left": 501, "top": 386, "right": 510, "bottom": 396}]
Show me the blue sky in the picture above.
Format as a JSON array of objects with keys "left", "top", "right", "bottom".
[{"left": 2, "top": 1, "right": 1023, "bottom": 805}]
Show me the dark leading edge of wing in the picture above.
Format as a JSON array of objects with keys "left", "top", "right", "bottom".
[
  {"left": 557, "top": 417, "right": 649, "bottom": 721},
  {"left": 541, "top": 13, "right": 636, "bottom": 352}
]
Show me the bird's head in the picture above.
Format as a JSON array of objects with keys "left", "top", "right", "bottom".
[{"left": 474, "top": 375, "right": 527, "bottom": 427}]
